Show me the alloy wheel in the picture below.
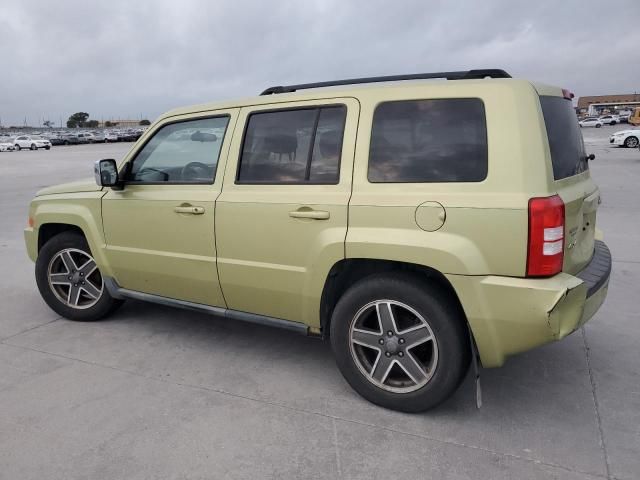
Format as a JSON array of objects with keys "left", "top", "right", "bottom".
[
  {"left": 47, "top": 248, "right": 103, "bottom": 309},
  {"left": 349, "top": 300, "right": 438, "bottom": 393}
]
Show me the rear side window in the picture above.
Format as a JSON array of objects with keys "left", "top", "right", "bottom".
[
  {"left": 540, "top": 95, "right": 588, "bottom": 180},
  {"left": 237, "top": 106, "right": 346, "bottom": 184},
  {"left": 368, "top": 98, "right": 487, "bottom": 183}
]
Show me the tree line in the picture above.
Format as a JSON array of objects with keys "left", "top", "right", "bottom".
[{"left": 66, "top": 112, "right": 150, "bottom": 128}]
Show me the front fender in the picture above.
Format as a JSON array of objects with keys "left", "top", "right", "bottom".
[{"left": 25, "top": 192, "right": 112, "bottom": 276}]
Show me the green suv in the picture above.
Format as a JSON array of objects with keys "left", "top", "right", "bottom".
[{"left": 24, "top": 69, "right": 611, "bottom": 412}]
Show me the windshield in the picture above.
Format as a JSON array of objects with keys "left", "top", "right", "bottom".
[{"left": 540, "top": 96, "right": 588, "bottom": 180}]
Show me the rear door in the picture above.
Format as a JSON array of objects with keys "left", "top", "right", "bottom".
[
  {"left": 539, "top": 94, "right": 599, "bottom": 274},
  {"left": 216, "top": 98, "right": 358, "bottom": 326}
]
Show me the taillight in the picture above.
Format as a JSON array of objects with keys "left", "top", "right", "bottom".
[{"left": 527, "top": 195, "right": 565, "bottom": 277}]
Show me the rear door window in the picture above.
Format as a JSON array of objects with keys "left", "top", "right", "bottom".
[
  {"left": 368, "top": 98, "right": 487, "bottom": 183},
  {"left": 540, "top": 96, "right": 588, "bottom": 180},
  {"left": 237, "top": 106, "right": 346, "bottom": 184}
]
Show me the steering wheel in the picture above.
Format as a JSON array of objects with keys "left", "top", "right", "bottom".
[{"left": 181, "top": 162, "right": 211, "bottom": 181}]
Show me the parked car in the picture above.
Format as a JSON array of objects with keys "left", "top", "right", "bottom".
[
  {"left": 120, "top": 130, "right": 142, "bottom": 142},
  {"left": 0, "top": 139, "right": 16, "bottom": 151},
  {"left": 90, "top": 132, "right": 106, "bottom": 143},
  {"left": 76, "top": 133, "right": 92, "bottom": 144},
  {"left": 60, "top": 134, "right": 80, "bottom": 145},
  {"left": 14, "top": 135, "right": 51, "bottom": 150},
  {"left": 579, "top": 117, "right": 603, "bottom": 128},
  {"left": 599, "top": 115, "right": 619, "bottom": 125},
  {"left": 48, "top": 135, "right": 66, "bottom": 146},
  {"left": 617, "top": 111, "right": 632, "bottom": 123},
  {"left": 25, "top": 69, "right": 610, "bottom": 412},
  {"left": 609, "top": 129, "right": 640, "bottom": 148},
  {"left": 104, "top": 132, "right": 119, "bottom": 143}
]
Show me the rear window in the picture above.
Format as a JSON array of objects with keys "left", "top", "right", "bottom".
[
  {"left": 368, "top": 98, "right": 487, "bottom": 183},
  {"left": 540, "top": 95, "right": 588, "bottom": 180}
]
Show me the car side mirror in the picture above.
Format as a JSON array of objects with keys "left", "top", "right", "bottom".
[
  {"left": 587, "top": 153, "right": 595, "bottom": 161},
  {"left": 94, "top": 159, "right": 120, "bottom": 188}
]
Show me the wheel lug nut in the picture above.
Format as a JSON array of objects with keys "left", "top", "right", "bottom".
[
  {"left": 68, "top": 276, "right": 72, "bottom": 280},
  {"left": 387, "top": 331, "right": 393, "bottom": 336},
  {"left": 399, "top": 338, "right": 405, "bottom": 344},
  {"left": 379, "top": 339, "right": 384, "bottom": 345},
  {"left": 80, "top": 273, "right": 84, "bottom": 276},
  {"left": 398, "top": 352, "right": 404, "bottom": 357},
  {"left": 82, "top": 281, "right": 85, "bottom": 285},
  {"left": 385, "top": 352, "right": 391, "bottom": 357}
]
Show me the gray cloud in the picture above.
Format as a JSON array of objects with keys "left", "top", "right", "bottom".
[{"left": 1, "top": 0, "right": 639, "bottom": 127}]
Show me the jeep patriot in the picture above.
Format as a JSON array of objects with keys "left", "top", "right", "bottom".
[{"left": 24, "top": 69, "right": 611, "bottom": 412}]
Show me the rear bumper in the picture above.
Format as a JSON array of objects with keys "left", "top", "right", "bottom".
[{"left": 447, "top": 240, "right": 611, "bottom": 367}]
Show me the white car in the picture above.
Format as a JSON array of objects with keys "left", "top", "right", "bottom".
[
  {"left": 599, "top": 115, "right": 619, "bottom": 125},
  {"left": 609, "top": 129, "right": 640, "bottom": 148},
  {"left": 0, "top": 140, "right": 16, "bottom": 152},
  {"left": 14, "top": 135, "right": 52, "bottom": 150},
  {"left": 579, "top": 117, "right": 603, "bottom": 128},
  {"left": 104, "top": 131, "right": 119, "bottom": 143}
]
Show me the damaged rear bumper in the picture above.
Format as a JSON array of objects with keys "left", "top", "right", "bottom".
[{"left": 446, "top": 240, "right": 611, "bottom": 367}]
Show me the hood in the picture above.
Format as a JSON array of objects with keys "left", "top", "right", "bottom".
[
  {"left": 613, "top": 129, "right": 640, "bottom": 135},
  {"left": 36, "top": 177, "right": 102, "bottom": 196}
]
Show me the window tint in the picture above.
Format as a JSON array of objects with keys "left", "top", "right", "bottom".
[
  {"left": 237, "top": 106, "right": 346, "bottom": 184},
  {"left": 368, "top": 99, "right": 487, "bottom": 183},
  {"left": 540, "top": 96, "right": 588, "bottom": 180},
  {"left": 127, "top": 116, "right": 229, "bottom": 183}
]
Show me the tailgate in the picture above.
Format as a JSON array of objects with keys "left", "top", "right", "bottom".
[{"left": 557, "top": 181, "right": 599, "bottom": 274}]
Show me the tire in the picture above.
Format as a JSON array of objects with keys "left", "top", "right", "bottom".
[
  {"left": 35, "top": 232, "right": 123, "bottom": 321},
  {"left": 611, "top": 121, "right": 616, "bottom": 125},
  {"left": 596, "top": 124, "right": 601, "bottom": 128},
  {"left": 30, "top": 144, "right": 37, "bottom": 150},
  {"left": 45, "top": 146, "right": 50, "bottom": 150},
  {"left": 15, "top": 144, "right": 21, "bottom": 151},
  {"left": 330, "top": 272, "right": 470, "bottom": 412},
  {"left": 624, "top": 136, "right": 639, "bottom": 148}
]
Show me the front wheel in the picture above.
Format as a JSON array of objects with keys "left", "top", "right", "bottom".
[
  {"left": 330, "top": 273, "right": 470, "bottom": 412},
  {"left": 35, "top": 232, "right": 123, "bottom": 321},
  {"left": 596, "top": 124, "right": 601, "bottom": 128},
  {"left": 30, "top": 143, "right": 37, "bottom": 150},
  {"left": 624, "top": 136, "right": 639, "bottom": 148}
]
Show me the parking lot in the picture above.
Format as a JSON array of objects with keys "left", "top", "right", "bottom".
[{"left": 0, "top": 127, "right": 638, "bottom": 479}]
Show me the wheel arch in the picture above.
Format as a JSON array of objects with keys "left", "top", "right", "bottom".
[
  {"left": 320, "top": 258, "right": 469, "bottom": 339},
  {"left": 30, "top": 196, "right": 113, "bottom": 278},
  {"left": 38, "top": 223, "right": 85, "bottom": 252}
]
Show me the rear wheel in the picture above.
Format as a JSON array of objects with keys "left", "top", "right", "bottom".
[
  {"left": 596, "top": 124, "right": 601, "bottom": 128},
  {"left": 624, "top": 136, "right": 639, "bottom": 148},
  {"left": 35, "top": 232, "right": 123, "bottom": 321},
  {"left": 330, "top": 272, "right": 469, "bottom": 412},
  {"left": 15, "top": 144, "right": 21, "bottom": 150}
]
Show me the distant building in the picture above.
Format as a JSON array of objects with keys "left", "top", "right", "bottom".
[
  {"left": 576, "top": 93, "right": 640, "bottom": 115},
  {"left": 99, "top": 119, "right": 141, "bottom": 128}
]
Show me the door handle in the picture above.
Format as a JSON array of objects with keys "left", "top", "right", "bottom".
[
  {"left": 174, "top": 205, "right": 205, "bottom": 215},
  {"left": 289, "top": 209, "right": 330, "bottom": 220}
]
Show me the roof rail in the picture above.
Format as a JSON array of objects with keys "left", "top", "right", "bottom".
[{"left": 260, "top": 69, "right": 511, "bottom": 95}]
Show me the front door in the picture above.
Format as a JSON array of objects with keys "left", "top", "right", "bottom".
[
  {"left": 216, "top": 98, "right": 359, "bottom": 326},
  {"left": 101, "top": 111, "right": 237, "bottom": 306}
]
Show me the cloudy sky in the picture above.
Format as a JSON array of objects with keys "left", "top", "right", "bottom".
[{"left": 1, "top": 0, "right": 639, "bottom": 127}]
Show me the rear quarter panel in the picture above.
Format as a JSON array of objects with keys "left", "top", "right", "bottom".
[{"left": 347, "top": 79, "right": 551, "bottom": 277}]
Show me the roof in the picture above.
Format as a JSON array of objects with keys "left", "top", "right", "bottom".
[{"left": 160, "top": 74, "right": 562, "bottom": 121}]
